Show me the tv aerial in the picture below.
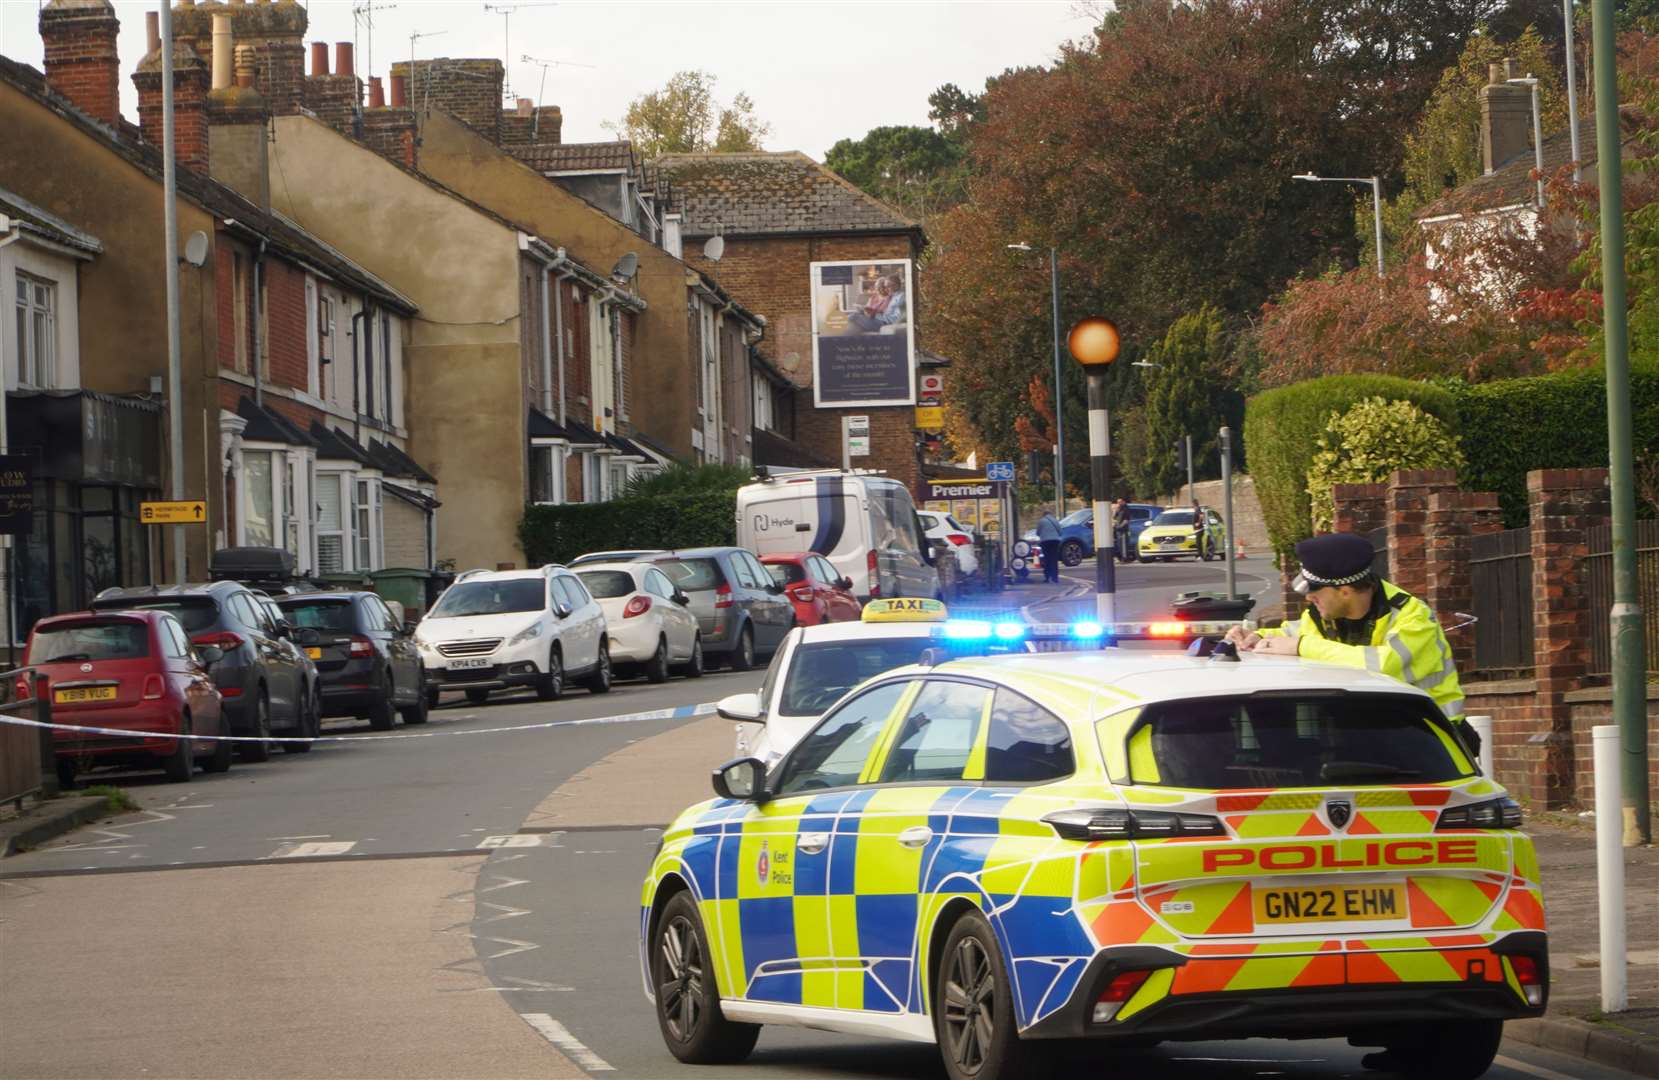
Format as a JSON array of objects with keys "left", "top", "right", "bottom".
[{"left": 483, "top": 2, "right": 558, "bottom": 98}]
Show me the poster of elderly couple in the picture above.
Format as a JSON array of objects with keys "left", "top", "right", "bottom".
[{"left": 810, "top": 260, "right": 916, "bottom": 408}]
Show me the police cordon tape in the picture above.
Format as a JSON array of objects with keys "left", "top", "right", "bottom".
[{"left": 0, "top": 701, "right": 718, "bottom": 744}]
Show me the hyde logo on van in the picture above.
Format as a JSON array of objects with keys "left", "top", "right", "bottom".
[{"left": 753, "top": 513, "right": 799, "bottom": 533}]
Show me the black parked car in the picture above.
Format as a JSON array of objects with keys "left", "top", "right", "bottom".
[
  {"left": 277, "top": 591, "right": 427, "bottom": 730},
  {"left": 92, "top": 581, "right": 322, "bottom": 761}
]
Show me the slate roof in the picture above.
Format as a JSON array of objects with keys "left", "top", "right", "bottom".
[
  {"left": 515, "top": 140, "right": 636, "bottom": 174},
  {"left": 0, "top": 186, "right": 102, "bottom": 255},
  {"left": 1416, "top": 105, "right": 1655, "bottom": 220},
  {"left": 654, "top": 152, "right": 919, "bottom": 239},
  {"left": 0, "top": 55, "right": 416, "bottom": 314},
  {"left": 237, "top": 397, "right": 315, "bottom": 447},
  {"left": 368, "top": 439, "right": 437, "bottom": 484},
  {"left": 310, "top": 422, "right": 379, "bottom": 468}
]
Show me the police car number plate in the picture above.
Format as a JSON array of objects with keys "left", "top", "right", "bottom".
[
  {"left": 449, "top": 658, "right": 491, "bottom": 670},
  {"left": 1253, "top": 882, "right": 1406, "bottom": 924}
]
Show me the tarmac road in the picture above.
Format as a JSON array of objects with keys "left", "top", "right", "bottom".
[{"left": 0, "top": 574, "right": 1638, "bottom": 1079}]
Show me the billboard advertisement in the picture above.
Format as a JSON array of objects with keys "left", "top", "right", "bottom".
[{"left": 810, "top": 259, "right": 915, "bottom": 408}]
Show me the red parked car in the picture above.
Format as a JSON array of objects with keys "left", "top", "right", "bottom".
[
  {"left": 22, "top": 610, "right": 232, "bottom": 788},
  {"left": 759, "top": 552, "right": 862, "bottom": 627}
]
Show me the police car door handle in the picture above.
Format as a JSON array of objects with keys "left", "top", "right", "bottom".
[
  {"left": 897, "top": 825, "right": 933, "bottom": 848},
  {"left": 797, "top": 832, "right": 829, "bottom": 855}
]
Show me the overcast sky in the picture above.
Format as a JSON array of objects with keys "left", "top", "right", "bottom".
[{"left": 3, "top": 1, "right": 1097, "bottom": 157}]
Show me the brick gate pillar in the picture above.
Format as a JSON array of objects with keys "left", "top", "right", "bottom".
[
  {"left": 1526, "top": 468, "right": 1611, "bottom": 808},
  {"left": 1387, "top": 469, "right": 1459, "bottom": 601},
  {"left": 1425, "top": 490, "right": 1505, "bottom": 673},
  {"left": 1331, "top": 482, "right": 1388, "bottom": 535}
]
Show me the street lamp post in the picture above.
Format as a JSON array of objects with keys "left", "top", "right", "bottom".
[
  {"left": 1068, "top": 316, "right": 1121, "bottom": 625},
  {"left": 1293, "top": 173, "right": 1385, "bottom": 276},
  {"left": 1009, "top": 243, "right": 1064, "bottom": 518},
  {"left": 1507, "top": 75, "right": 1547, "bottom": 209}
]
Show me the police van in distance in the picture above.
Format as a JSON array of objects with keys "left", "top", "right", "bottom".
[
  {"left": 736, "top": 469, "right": 939, "bottom": 603},
  {"left": 643, "top": 646, "right": 1546, "bottom": 1080}
]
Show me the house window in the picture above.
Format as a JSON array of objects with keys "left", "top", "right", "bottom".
[
  {"left": 14, "top": 273, "right": 56, "bottom": 388},
  {"left": 282, "top": 456, "right": 299, "bottom": 559},
  {"left": 316, "top": 472, "right": 346, "bottom": 572},
  {"left": 355, "top": 477, "right": 381, "bottom": 570},
  {"left": 608, "top": 460, "right": 631, "bottom": 499},
  {"left": 243, "top": 450, "right": 276, "bottom": 547},
  {"left": 583, "top": 453, "right": 606, "bottom": 503},
  {"left": 530, "top": 443, "right": 565, "bottom": 505}
]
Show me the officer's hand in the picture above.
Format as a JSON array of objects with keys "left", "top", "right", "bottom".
[
  {"left": 1224, "top": 626, "right": 1261, "bottom": 650},
  {"left": 1251, "top": 635, "right": 1300, "bottom": 656}
]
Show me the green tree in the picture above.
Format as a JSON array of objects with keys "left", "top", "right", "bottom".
[
  {"left": 608, "top": 71, "right": 769, "bottom": 157},
  {"left": 824, "top": 126, "right": 966, "bottom": 221},
  {"left": 1138, "top": 307, "right": 1240, "bottom": 496},
  {"left": 1305, "top": 398, "right": 1466, "bottom": 532}
]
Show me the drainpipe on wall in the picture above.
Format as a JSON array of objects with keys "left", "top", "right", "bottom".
[
  {"left": 252, "top": 237, "right": 268, "bottom": 404},
  {"left": 554, "top": 269, "right": 574, "bottom": 427},
  {"left": 539, "top": 247, "right": 567, "bottom": 416},
  {"left": 350, "top": 306, "right": 367, "bottom": 442}
]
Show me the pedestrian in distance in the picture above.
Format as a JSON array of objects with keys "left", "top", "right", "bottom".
[
  {"left": 1225, "top": 532, "right": 1473, "bottom": 748},
  {"left": 1112, "top": 497, "right": 1132, "bottom": 561},
  {"left": 1035, "top": 510, "right": 1062, "bottom": 584}
]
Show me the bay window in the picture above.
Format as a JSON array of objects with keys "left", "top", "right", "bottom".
[
  {"left": 243, "top": 450, "right": 276, "bottom": 547},
  {"left": 530, "top": 442, "right": 566, "bottom": 505},
  {"left": 316, "top": 472, "right": 346, "bottom": 572}
]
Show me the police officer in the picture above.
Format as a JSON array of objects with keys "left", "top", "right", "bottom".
[{"left": 1226, "top": 532, "right": 1467, "bottom": 727}]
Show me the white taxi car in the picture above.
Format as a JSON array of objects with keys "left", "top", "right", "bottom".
[{"left": 643, "top": 647, "right": 1546, "bottom": 1080}]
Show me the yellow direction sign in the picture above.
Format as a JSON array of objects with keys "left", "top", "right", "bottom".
[
  {"left": 914, "top": 405, "right": 944, "bottom": 430},
  {"left": 140, "top": 500, "right": 208, "bottom": 525}
]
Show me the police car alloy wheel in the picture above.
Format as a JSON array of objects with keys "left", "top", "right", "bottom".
[
  {"left": 652, "top": 891, "right": 760, "bottom": 1064},
  {"left": 937, "top": 911, "right": 1050, "bottom": 1080}
]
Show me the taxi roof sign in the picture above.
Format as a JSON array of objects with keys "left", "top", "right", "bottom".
[{"left": 862, "top": 597, "right": 949, "bottom": 623}]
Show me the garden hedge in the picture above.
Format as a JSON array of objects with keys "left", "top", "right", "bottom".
[
  {"left": 519, "top": 491, "right": 737, "bottom": 566},
  {"left": 1244, "top": 375, "right": 1458, "bottom": 558},
  {"left": 1452, "top": 362, "right": 1659, "bottom": 526}
]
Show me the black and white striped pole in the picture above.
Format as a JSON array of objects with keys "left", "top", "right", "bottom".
[{"left": 1068, "top": 317, "right": 1122, "bottom": 625}]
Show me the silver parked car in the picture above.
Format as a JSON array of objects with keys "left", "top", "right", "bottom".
[{"left": 647, "top": 547, "right": 794, "bottom": 671}]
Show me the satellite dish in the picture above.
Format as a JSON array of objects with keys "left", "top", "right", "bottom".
[
  {"left": 611, "top": 251, "right": 639, "bottom": 281},
  {"left": 702, "top": 235, "right": 724, "bottom": 262},
  {"left": 183, "top": 230, "right": 210, "bottom": 268}
]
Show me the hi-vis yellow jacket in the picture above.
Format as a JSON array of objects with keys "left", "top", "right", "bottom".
[{"left": 1260, "top": 580, "right": 1465, "bottom": 721}]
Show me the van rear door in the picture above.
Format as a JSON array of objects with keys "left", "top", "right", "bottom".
[{"left": 741, "top": 477, "right": 865, "bottom": 565}]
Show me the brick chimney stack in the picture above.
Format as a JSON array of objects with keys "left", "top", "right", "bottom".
[
  {"left": 205, "top": 13, "right": 273, "bottom": 209},
  {"left": 302, "top": 39, "right": 361, "bottom": 135},
  {"left": 172, "top": 0, "right": 306, "bottom": 115},
  {"left": 390, "top": 58, "right": 504, "bottom": 142},
  {"left": 1481, "top": 58, "right": 1534, "bottom": 176},
  {"left": 39, "top": 0, "right": 123, "bottom": 128},
  {"left": 133, "top": 36, "right": 210, "bottom": 172}
]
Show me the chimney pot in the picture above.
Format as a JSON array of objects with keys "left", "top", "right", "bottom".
[
  {"left": 146, "top": 11, "right": 159, "bottom": 54},
  {"left": 335, "top": 42, "right": 354, "bottom": 78},
  {"left": 369, "top": 76, "right": 385, "bottom": 108},
  {"left": 234, "top": 43, "right": 256, "bottom": 89},
  {"left": 389, "top": 73, "right": 408, "bottom": 107},
  {"left": 1504, "top": 57, "right": 1515, "bottom": 80},
  {"left": 211, "top": 12, "right": 233, "bottom": 91},
  {"left": 517, "top": 97, "right": 533, "bottom": 115},
  {"left": 310, "top": 41, "right": 329, "bottom": 76}
]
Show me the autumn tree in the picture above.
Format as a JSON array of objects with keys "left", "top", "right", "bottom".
[
  {"left": 929, "top": 0, "right": 1494, "bottom": 469},
  {"left": 609, "top": 71, "right": 770, "bottom": 157}
]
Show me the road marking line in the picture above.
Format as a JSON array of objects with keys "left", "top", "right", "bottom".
[
  {"left": 267, "top": 835, "right": 332, "bottom": 840},
  {"left": 1493, "top": 1055, "right": 1580, "bottom": 1080},
  {"left": 520, "top": 1014, "right": 614, "bottom": 1072},
  {"left": 477, "top": 935, "right": 539, "bottom": 960},
  {"left": 268, "top": 841, "right": 357, "bottom": 858},
  {"left": 479, "top": 834, "right": 546, "bottom": 848}
]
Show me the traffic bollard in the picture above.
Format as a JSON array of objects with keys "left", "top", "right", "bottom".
[
  {"left": 1593, "top": 725, "right": 1628, "bottom": 1014},
  {"left": 1468, "top": 715, "right": 1494, "bottom": 777}
]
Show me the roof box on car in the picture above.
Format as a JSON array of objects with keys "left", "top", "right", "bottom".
[{"left": 209, "top": 546, "right": 296, "bottom": 585}]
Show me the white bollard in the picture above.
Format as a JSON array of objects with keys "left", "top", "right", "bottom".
[
  {"left": 1593, "top": 725, "right": 1628, "bottom": 1014},
  {"left": 1468, "top": 715, "right": 1494, "bottom": 777}
]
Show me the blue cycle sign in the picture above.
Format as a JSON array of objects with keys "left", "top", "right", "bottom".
[{"left": 986, "top": 461, "right": 1016, "bottom": 482}]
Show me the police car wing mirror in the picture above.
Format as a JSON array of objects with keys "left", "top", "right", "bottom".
[
  {"left": 716, "top": 692, "right": 763, "bottom": 723},
  {"left": 713, "top": 757, "right": 765, "bottom": 801}
]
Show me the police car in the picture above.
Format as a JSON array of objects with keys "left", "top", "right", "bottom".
[{"left": 642, "top": 647, "right": 1545, "bottom": 1080}]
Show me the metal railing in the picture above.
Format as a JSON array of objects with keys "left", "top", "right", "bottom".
[
  {"left": 1586, "top": 520, "right": 1659, "bottom": 677},
  {"left": 1471, "top": 527, "right": 1535, "bottom": 674},
  {"left": 0, "top": 668, "right": 49, "bottom": 810}
]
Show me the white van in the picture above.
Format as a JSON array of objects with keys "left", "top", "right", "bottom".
[{"left": 736, "top": 470, "right": 940, "bottom": 602}]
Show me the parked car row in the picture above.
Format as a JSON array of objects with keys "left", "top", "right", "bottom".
[{"left": 1016, "top": 503, "right": 1227, "bottom": 575}]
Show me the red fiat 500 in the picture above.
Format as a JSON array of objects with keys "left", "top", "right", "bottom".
[
  {"left": 23, "top": 610, "right": 231, "bottom": 787},
  {"left": 759, "top": 553, "right": 862, "bottom": 627}
]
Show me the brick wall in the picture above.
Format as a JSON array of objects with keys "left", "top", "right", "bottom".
[
  {"left": 361, "top": 108, "right": 416, "bottom": 168},
  {"left": 1386, "top": 469, "right": 1458, "bottom": 601},
  {"left": 302, "top": 73, "right": 360, "bottom": 135},
  {"left": 133, "top": 46, "right": 209, "bottom": 171},
  {"left": 679, "top": 231, "right": 919, "bottom": 479},
  {"left": 500, "top": 105, "right": 561, "bottom": 146},
  {"left": 391, "top": 59, "right": 503, "bottom": 142},
  {"left": 1424, "top": 490, "right": 1504, "bottom": 673},
  {"left": 39, "top": 0, "right": 122, "bottom": 127},
  {"left": 1462, "top": 679, "right": 1547, "bottom": 802},
  {"left": 383, "top": 493, "right": 429, "bottom": 571},
  {"left": 1567, "top": 689, "right": 1659, "bottom": 810},
  {"left": 261, "top": 257, "right": 311, "bottom": 393}
]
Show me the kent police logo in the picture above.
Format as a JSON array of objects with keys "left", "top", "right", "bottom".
[
  {"left": 757, "top": 840, "right": 770, "bottom": 885},
  {"left": 1327, "top": 799, "right": 1353, "bottom": 830}
]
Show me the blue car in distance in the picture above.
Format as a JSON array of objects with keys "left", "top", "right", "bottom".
[{"left": 1020, "top": 503, "right": 1161, "bottom": 570}]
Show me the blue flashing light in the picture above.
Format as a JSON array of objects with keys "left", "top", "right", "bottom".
[
  {"left": 993, "top": 621, "right": 1027, "bottom": 641},
  {"left": 1071, "top": 621, "right": 1105, "bottom": 639},
  {"left": 942, "top": 620, "right": 993, "bottom": 641}
]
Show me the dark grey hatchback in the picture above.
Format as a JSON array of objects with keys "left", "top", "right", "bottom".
[
  {"left": 277, "top": 591, "right": 426, "bottom": 729},
  {"left": 92, "top": 581, "right": 321, "bottom": 762}
]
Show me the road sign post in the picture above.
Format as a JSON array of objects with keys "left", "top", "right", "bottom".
[{"left": 140, "top": 500, "right": 208, "bottom": 526}]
